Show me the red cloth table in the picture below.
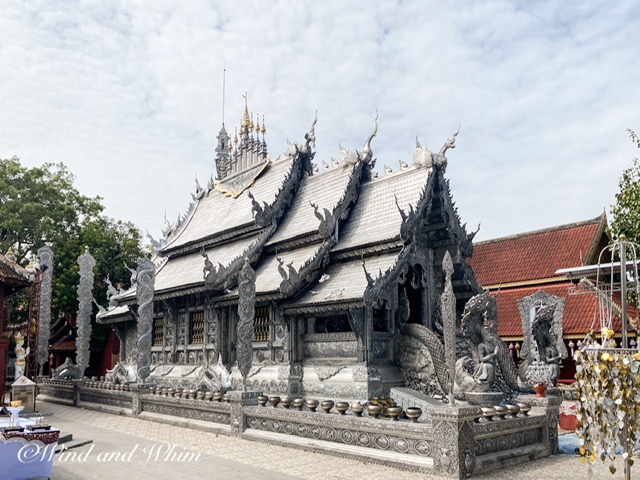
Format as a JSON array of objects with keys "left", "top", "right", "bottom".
[{"left": 1, "top": 420, "right": 60, "bottom": 480}]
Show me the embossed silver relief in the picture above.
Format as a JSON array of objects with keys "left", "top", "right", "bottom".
[
  {"left": 37, "top": 246, "right": 54, "bottom": 371},
  {"left": 136, "top": 257, "right": 155, "bottom": 383},
  {"left": 76, "top": 247, "right": 96, "bottom": 378},
  {"left": 314, "top": 365, "right": 344, "bottom": 381},
  {"left": 517, "top": 290, "right": 567, "bottom": 386},
  {"left": 441, "top": 251, "right": 456, "bottom": 404}
]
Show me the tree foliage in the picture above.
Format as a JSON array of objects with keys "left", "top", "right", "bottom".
[
  {"left": 610, "top": 129, "right": 640, "bottom": 243},
  {"left": 0, "top": 156, "right": 103, "bottom": 263},
  {"left": 0, "top": 157, "right": 146, "bottom": 321}
]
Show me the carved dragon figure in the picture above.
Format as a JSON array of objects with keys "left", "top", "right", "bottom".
[
  {"left": 395, "top": 194, "right": 417, "bottom": 244},
  {"left": 433, "top": 125, "right": 460, "bottom": 169},
  {"left": 136, "top": 257, "right": 155, "bottom": 383},
  {"left": 310, "top": 201, "right": 336, "bottom": 239},
  {"left": 398, "top": 322, "right": 450, "bottom": 396},
  {"left": 277, "top": 257, "right": 301, "bottom": 296},
  {"left": 247, "top": 190, "right": 273, "bottom": 227}
]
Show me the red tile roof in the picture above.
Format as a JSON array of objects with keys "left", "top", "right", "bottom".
[
  {"left": 490, "top": 282, "right": 618, "bottom": 337},
  {"left": 469, "top": 215, "right": 606, "bottom": 287},
  {"left": 466, "top": 215, "right": 639, "bottom": 339},
  {"left": 0, "top": 253, "right": 33, "bottom": 288}
]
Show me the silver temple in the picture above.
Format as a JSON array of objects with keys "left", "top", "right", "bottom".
[{"left": 39, "top": 101, "right": 563, "bottom": 478}]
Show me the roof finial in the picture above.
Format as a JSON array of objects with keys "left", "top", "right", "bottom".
[
  {"left": 361, "top": 111, "right": 378, "bottom": 162},
  {"left": 261, "top": 114, "right": 266, "bottom": 135},
  {"left": 222, "top": 62, "right": 226, "bottom": 127},
  {"left": 241, "top": 93, "right": 250, "bottom": 127}
]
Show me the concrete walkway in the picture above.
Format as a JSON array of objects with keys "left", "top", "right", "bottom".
[{"left": 33, "top": 401, "right": 624, "bottom": 480}]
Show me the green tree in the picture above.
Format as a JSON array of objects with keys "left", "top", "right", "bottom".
[
  {"left": 50, "top": 216, "right": 145, "bottom": 319},
  {"left": 0, "top": 157, "right": 103, "bottom": 263},
  {"left": 51, "top": 216, "right": 145, "bottom": 359},
  {"left": 610, "top": 129, "right": 640, "bottom": 243},
  {"left": 1, "top": 157, "right": 147, "bottom": 373}
]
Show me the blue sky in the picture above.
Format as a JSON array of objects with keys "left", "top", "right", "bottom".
[{"left": 1, "top": 0, "right": 639, "bottom": 242}]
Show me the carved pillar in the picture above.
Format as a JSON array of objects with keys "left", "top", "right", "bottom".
[
  {"left": 220, "top": 307, "right": 230, "bottom": 365},
  {"left": 71, "top": 379, "right": 84, "bottom": 407},
  {"left": 427, "top": 404, "right": 480, "bottom": 479},
  {"left": 228, "top": 390, "right": 261, "bottom": 437},
  {"left": 130, "top": 383, "right": 149, "bottom": 417},
  {"left": 237, "top": 258, "right": 255, "bottom": 387},
  {"left": 37, "top": 246, "right": 54, "bottom": 374},
  {"left": 441, "top": 251, "right": 456, "bottom": 404},
  {"left": 204, "top": 296, "right": 217, "bottom": 363},
  {"left": 76, "top": 247, "right": 96, "bottom": 378},
  {"left": 136, "top": 257, "right": 155, "bottom": 383}
]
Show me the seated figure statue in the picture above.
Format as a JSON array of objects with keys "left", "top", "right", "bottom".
[
  {"left": 532, "top": 304, "right": 562, "bottom": 385},
  {"left": 454, "top": 291, "right": 500, "bottom": 395},
  {"left": 474, "top": 338, "right": 498, "bottom": 387}
]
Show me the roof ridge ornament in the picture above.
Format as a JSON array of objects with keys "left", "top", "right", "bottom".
[
  {"left": 434, "top": 124, "right": 460, "bottom": 169},
  {"left": 413, "top": 137, "right": 433, "bottom": 168},
  {"left": 359, "top": 112, "right": 378, "bottom": 164},
  {"left": 241, "top": 92, "right": 250, "bottom": 127},
  {"left": 301, "top": 113, "right": 317, "bottom": 155}
]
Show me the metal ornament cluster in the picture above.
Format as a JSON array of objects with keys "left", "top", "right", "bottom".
[{"left": 575, "top": 337, "right": 640, "bottom": 474}]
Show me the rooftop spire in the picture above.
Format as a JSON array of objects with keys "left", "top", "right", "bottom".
[
  {"left": 222, "top": 63, "right": 226, "bottom": 127},
  {"left": 242, "top": 93, "right": 250, "bottom": 127}
]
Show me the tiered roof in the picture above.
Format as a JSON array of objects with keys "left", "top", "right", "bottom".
[{"left": 101, "top": 106, "right": 477, "bottom": 322}]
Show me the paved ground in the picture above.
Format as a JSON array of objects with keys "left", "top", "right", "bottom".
[{"left": 26, "top": 402, "right": 630, "bottom": 479}]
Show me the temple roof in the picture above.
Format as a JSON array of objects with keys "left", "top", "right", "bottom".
[
  {"left": 255, "top": 243, "right": 324, "bottom": 295},
  {"left": 334, "top": 167, "right": 432, "bottom": 254},
  {"left": 267, "top": 162, "right": 357, "bottom": 247},
  {"left": 101, "top": 113, "right": 477, "bottom": 321},
  {"left": 162, "top": 155, "right": 294, "bottom": 253},
  {"left": 469, "top": 214, "right": 617, "bottom": 339},
  {"left": 285, "top": 252, "right": 400, "bottom": 309}
]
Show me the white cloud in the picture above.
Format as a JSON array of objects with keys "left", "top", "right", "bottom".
[{"left": 1, "top": 0, "right": 639, "bottom": 243}]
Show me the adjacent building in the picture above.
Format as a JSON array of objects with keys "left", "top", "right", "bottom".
[{"left": 468, "top": 214, "right": 636, "bottom": 381}]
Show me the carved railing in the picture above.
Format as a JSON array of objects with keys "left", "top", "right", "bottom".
[{"left": 37, "top": 380, "right": 559, "bottom": 479}]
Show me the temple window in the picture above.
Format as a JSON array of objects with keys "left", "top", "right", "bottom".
[
  {"left": 153, "top": 317, "right": 164, "bottom": 346},
  {"left": 315, "top": 314, "right": 352, "bottom": 333},
  {"left": 253, "top": 306, "right": 270, "bottom": 342},
  {"left": 189, "top": 311, "right": 205, "bottom": 344}
]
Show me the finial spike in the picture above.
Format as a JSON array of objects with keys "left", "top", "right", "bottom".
[
  {"left": 222, "top": 62, "right": 226, "bottom": 127},
  {"left": 242, "top": 93, "right": 250, "bottom": 127}
]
